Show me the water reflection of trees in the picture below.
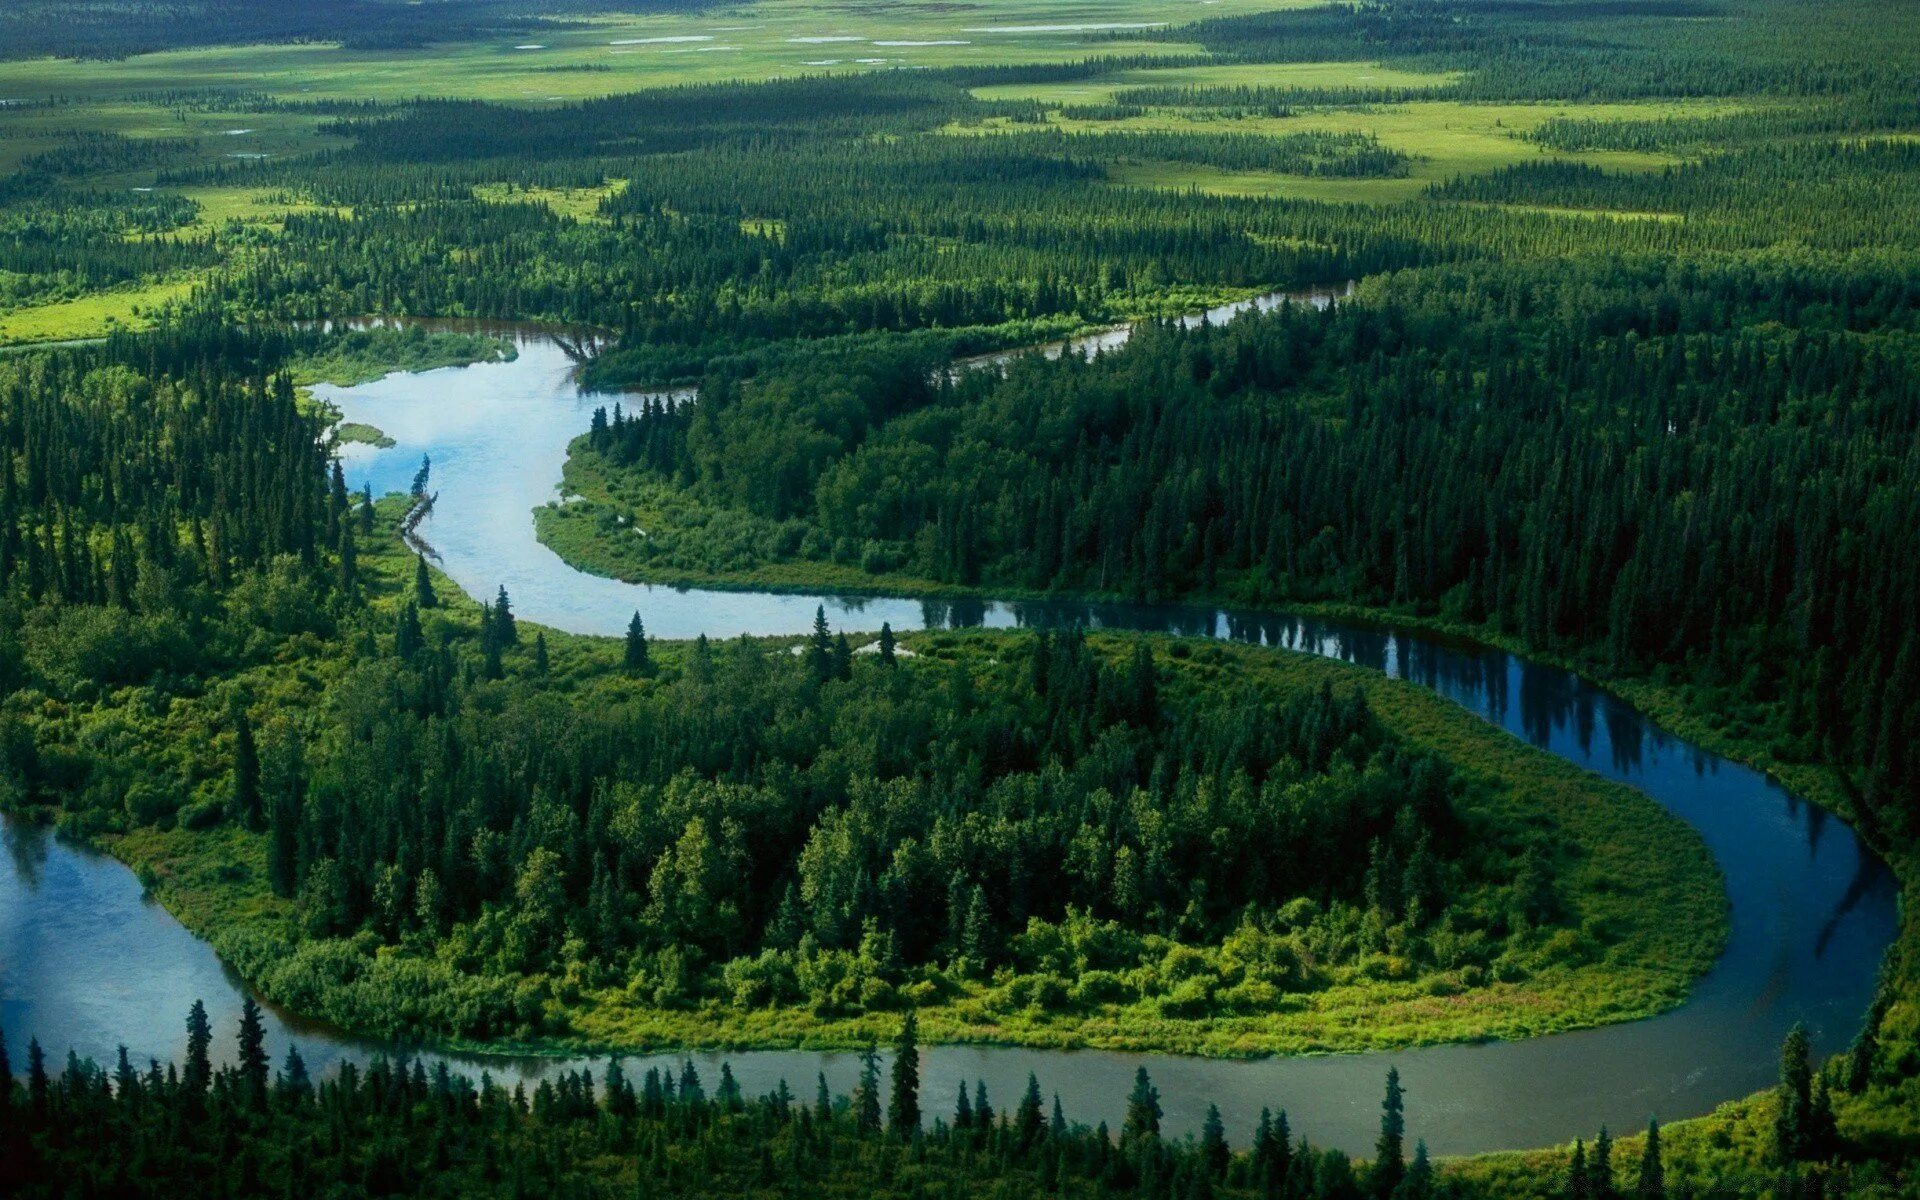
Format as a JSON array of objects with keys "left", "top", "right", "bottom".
[{"left": 4, "top": 820, "right": 49, "bottom": 890}]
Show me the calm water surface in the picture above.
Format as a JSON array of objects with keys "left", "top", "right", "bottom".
[{"left": 0, "top": 306, "right": 1897, "bottom": 1156}]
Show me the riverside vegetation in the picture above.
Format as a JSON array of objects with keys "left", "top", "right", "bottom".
[{"left": 3, "top": 0, "right": 1919, "bottom": 1194}]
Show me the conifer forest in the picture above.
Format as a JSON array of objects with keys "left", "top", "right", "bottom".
[{"left": 1, "top": 0, "right": 1918, "bottom": 1196}]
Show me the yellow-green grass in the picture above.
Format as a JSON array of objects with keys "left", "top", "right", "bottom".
[
  {"left": 0, "top": 0, "right": 1315, "bottom": 107},
  {"left": 0, "top": 275, "right": 200, "bottom": 344},
  {"left": 951, "top": 91, "right": 1738, "bottom": 203},
  {"left": 473, "top": 179, "right": 628, "bottom": 222},
  {"left": 0, "top": 101, "right": 344, "bottom": 177},
  {"left": 968, "top": 58, "right": 1465, "bottom": 104},
  {"left": 0, "top": 185, "right": 342, "bottom": 346}
]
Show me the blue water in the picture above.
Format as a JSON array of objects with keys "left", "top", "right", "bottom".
[{"left": 0, "top": 324, "right": 1895, "bottom": 1158}]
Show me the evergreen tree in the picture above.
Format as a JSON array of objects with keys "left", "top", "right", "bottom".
[
  {"left": 1400, "top": 1141, "right": 1435, "bottom": 1200},
  {"left": 396, "top": 600, "right": 424, "bottom": 660},
  {"left": 414, "top": 554, "right": 437, "bottom": 607},
  {"left": 1807, "top": 1074, "right": 1839, "bottom": 1161},
  {"left": 1636, "top": 1119, "right": 1664, "bottom": 1200},
  {"left": 493, "top": 585, "right": 518, "bottom": 645},
  {"left": 1122, "top": 1067, "right": 1161, "bottom": 1149},
  {"left": 26, "top": 1039, "right": 47, "bottom": 1116},
  {"left": 1592, "top": 1127, "right": 1615, "bottom": 1200},
  {"left": 888, "top": 1011, "right": 919, "bottom": 1140},
  {"left": 1775, "top": 1024, "right": 1813, "bottom": 1162},
  {"left": 854, "top": 1044, "right": 881, "bottom": 1133},
  {"left": 237, "top": 995, "right": 270, "bottom": 1109},
  {"left": 1370, "top": 1067, "right": 1406, "bottom": 1198},
  {"left": 184, "top": 1000, "right": 213, "bottom": 1095},
  {"left": 1565, "top": 1140, "right": 1588, "bottom": 1200},
  {"left": 878, "top": 621, "right": 897, "bottom": 667},
  {"left": 953, "top": 1080, "right": 973, "bottom": 1130},
  {"left": 807, "top": 605, "right": 834, "bottom": 683},
  {"left": 285, "top": 1045, "right": 313, "bottom": 1100},
  {"left": 625, "top": 611, "right": 652, "bottom": 674},
  {"left": 337, "top": 525, "right": 358, "bottom": 593},
  {"left": 1016, "top": 1073, "right": 1046, "bottom": 1153},
  {"left": 229, "top": 708, "right": 261, "bottom": 830},
  {"left": 1201, "top": 1103, "right": 1228, "bottom": 1178},
  {"left": 534, "top": 631, "right": 550, "bottom": 675}
]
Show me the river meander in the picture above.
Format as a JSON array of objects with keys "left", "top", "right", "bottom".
[{"left": 0, "top": 302, "right": 1898, "bottom": 1157}]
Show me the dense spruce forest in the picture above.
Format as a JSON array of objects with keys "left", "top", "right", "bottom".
[
  {"left": 561, "top": 255, "right": 1920, "bottom": 843},
  {"left": 4, "top": 0, "right": 1920, "bottom": 1194},
  {"left": 0, "top": 1003, "right": 1440, "bottom": 1199}
]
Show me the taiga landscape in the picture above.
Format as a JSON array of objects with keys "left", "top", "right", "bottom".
[{"left": 0, "top": 0, "right": 1915, "bottom": 1196}]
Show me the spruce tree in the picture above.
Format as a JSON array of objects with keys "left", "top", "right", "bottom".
[
  {"left": 534, "top": 631, "right": 550, "bottom": 675},
  {"left": 625, "top": 611, "right": 651, "bottom": 674},
  {"left": 1369, "top": 1067, "right": 1405, "bottom": 1199},
  {"left": 878, "top": 621, "right": 897, "bottom": 667},
  {"left": 807, "top": 605, "right": 834, "bottom": 682},
  {"left": 26, "top": 1039, "right": 47, "bottom": 1116},
  {"left": 1200, "top": 1103, "right": 1228, "bottom": 1178},
  {"left": 1565, "top": 1140, "right": 1588, "bottom": 1200},
  {"left": 1402, "top": 1141, "right": 1435, "bottom": 1200},
  {"left": 237, "top": 995, "right": 270, "bottom": 1109},
  {"left": 280, "top": 1046, "right": 311, "bottom": 1105},
  {"left": 336, "top": 525, "right": 357, "bottom": 592},
  {"left": 395, "top": 600, "right": 423, "bottom": 660},
  {"left": 954, "top": 1080, "right": 973, "bottom": 1130},
  {"left": 229, "top": 708, "right": 261, "bottom": 830},
  {"left": 854, "top": 1044, "right": 881, "bottom": 1133},
  {"left": 1636, "top": 1119, "right": 1664, "bottom": 1200},
  {"left": 888, "top": 1011, "right": 919, "bottom": 1139},
  {"left": 414, "top": 554, "right": 437, "bottom": 607},
  {"left": 1016, "top": 1073, "right": 1045, "bottom": 1153},
  {"left": 1774, "top": 1023, "right": 1812, "bottom": 1162},
  {"left": 1122, "top": 1067, "right": 1161, "bottom": 1148},
  {"left": 493, "top": 585, "right": 517, "bottom": 645},
  {"left": 184, "top": 1000, "right": 213, "bottom": 1095},
  {"left": 1592, "top": 1127, "right": 1614, "bottom": 1200}
]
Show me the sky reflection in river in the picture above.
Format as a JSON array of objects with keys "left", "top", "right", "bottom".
[{"left": 0, "top": 321, "right": 1895, "bottom": 1158}]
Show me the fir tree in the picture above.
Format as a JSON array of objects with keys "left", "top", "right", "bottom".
[{"left": 878, "top": 621, "right": 897, "bottom": 667}]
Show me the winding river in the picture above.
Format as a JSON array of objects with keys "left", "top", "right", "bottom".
[{"left": 0, "top": 300, "right": 1899, "bottom": 1158}]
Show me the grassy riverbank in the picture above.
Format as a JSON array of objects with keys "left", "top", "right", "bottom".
[{"left": 9, "top": 498, "right": 1724, "bottom": 1064}]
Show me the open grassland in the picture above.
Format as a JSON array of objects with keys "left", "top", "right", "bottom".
[
  {"left": 0, "top": 0, "right": 1311, "bottom": 105},
  {"left": 954, "top": 77, "right": 1735, "bottom": 203}
]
